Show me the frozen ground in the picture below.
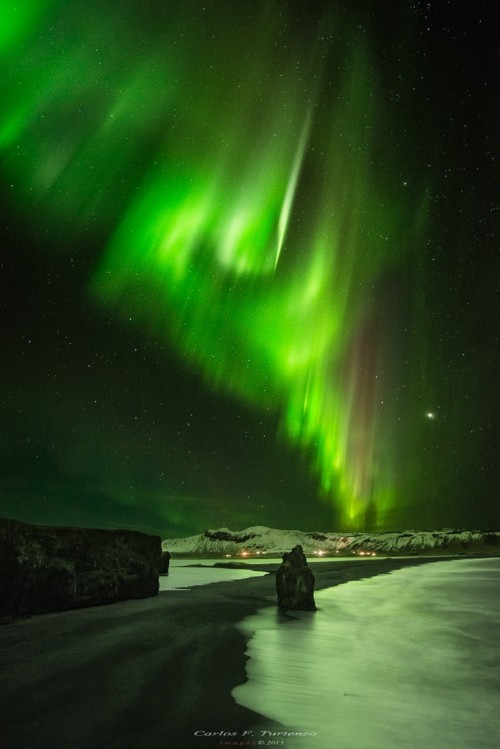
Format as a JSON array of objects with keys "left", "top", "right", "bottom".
[
  {"left": 233, "top": 557, "right": 500, "bottom": 749},
  {"left": 169, "top": 557, "right": 282, "bottom": 566},
  {"left": 160, "top": 556, "right": 368, "bottom": 592},
  {"left": 159, "top": 564, "right": 266, "bottom": 590},
  {"left": 168, "top": 556, "right": 391, "bottom": 566}
]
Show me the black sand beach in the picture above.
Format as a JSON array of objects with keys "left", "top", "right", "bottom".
[{"left": 0, "top": 557, "right": 455, "bottom": 749}]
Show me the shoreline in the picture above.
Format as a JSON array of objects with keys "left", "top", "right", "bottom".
[{"left": 0, "top": 556, "right": 466, "bottom": 749}]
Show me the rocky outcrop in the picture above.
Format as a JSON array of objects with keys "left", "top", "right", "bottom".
[
  {"left": 276, "top": 545, "right": 316, "bottom": 610},
  {"left": 159, "top": 550, "right": 171, "bottom": 574},
  {"left": 0, "top": 516, "right": 161, "bottom": 618}
]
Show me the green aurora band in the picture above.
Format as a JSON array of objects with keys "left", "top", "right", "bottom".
[{"left": 0, "top": 1, "right": 431, "bottom": 528}]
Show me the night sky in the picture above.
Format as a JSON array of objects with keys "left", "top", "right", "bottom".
[{"left": 0, "top": 1, "right": 498, "bottom": 538}]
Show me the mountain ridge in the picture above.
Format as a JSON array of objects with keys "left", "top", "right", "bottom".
[{"left": 162, "top": 526, "right": 500, "bottom": 556}]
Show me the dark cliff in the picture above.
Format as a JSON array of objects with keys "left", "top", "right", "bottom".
[{"left": 0, "top": 516, "right": 161, "bottom": 618}]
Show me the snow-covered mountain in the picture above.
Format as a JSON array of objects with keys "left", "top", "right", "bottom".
[{"left": 162, "top": 525, "right": 500, "bottom": 556}]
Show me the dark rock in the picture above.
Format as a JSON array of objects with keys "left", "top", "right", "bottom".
[
  {"left": 276, "top": 545, "right": 316, "bottom": 610},
  {"left": 213, "top": 562, "right": 250, "bottom": 569},
  {"left": 0, "top": 516, "right": 161, "bottom": 618},
  {"left": 159, "top": 550, "right": 171, "bottom": 574},
  {"left": 206, "top": 529, "right": 257, "bottom": 543}
]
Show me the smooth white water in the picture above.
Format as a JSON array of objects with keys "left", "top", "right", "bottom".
[{"left": 233, "top": 558, "right": 500, "bottom": 749}]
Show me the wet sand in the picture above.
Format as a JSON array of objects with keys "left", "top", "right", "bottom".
[{"left": 0, "top": 557, "right": 453, "bottom": 749}]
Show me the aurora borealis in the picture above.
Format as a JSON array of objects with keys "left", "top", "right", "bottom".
[{"left": 0, "top": 1, "right": 498, "bottom": 536}]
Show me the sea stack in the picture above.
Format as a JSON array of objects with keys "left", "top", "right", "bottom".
[
  {"left": 276, "top": 544, "right": 316, "bottom": 610},
  {"left": 159, "top": 550, "right": 171, "bottom": 574}
]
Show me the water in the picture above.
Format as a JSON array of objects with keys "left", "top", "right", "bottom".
[{"left": 232, "top": 558, "right": 500, "bottom": 749}]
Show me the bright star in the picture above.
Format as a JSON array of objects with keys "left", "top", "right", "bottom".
[{"left": 426, "top": 412, "right": 436, "bottom": 419}]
